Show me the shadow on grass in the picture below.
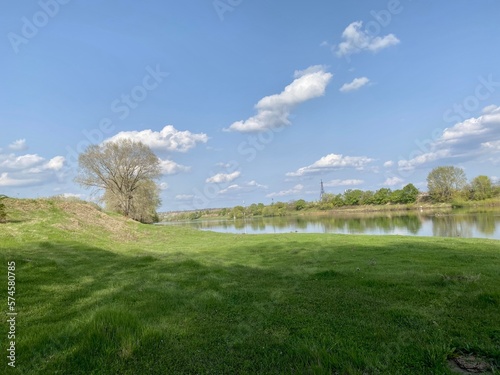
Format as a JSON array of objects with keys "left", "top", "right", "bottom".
[{"left": 3, "top": 236, "right": 499, "bottom": 374}]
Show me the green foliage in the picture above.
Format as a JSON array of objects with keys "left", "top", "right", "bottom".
[
  {"left": 390, "top": 184, "right": 420, "bottom": 204},
  {"left": 343, "top": 189, "right": 364, "bottom": 206},
  {"left": 0, "top": 195, "right": 7, "bottom": 223},
  {"left": 470, "top": 175, "right": 494, "bottom": 200},
  {"left": 294, "top": 199, "right": 307, "bottom": 211},
  {"left": 427, "top": 166, "right": 467, "bottom": 202},
  {"left": 1, "top": 200, "right": 500, "bottom": 374},
  {"left": 373, "top": 188, "right": 392, "bottom": 205}
]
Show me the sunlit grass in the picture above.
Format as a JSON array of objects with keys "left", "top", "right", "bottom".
[{"left": 0, "top": 198, "right": 499, "bottom": 374}]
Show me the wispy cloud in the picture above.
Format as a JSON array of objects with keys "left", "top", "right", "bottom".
[
  {"left": 266, "top": 184, "right": 304, "bottom": 198},
  {"left": 225, "top": 65, "right": 333, "bottom": 133},
  {"left": 287, "top": 153, "right": 374, "bottom": 177},
  {"left": 106, "top": 125, "right": 208, "bottom": 152},
  {"left": 339, "top": 77, "right": 370, "bottom": 93},
  {"left": 8, "top": 139, "right": 27, "bottom": 151},
  {"left": 175, "top": 194, "right": 194, "bottom": 201},
  {"left": 336, "top": 21, "right": 400, "bottom": 57},
  {"left": 218, "top": 180, "right": 268, "bottom": 195},
  {"left": 383, "top": 177, "right": 404, "bottom": 186}
]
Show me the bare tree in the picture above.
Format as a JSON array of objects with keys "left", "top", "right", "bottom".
[{"left": 76, "top": 140, "right": 161, "bottom": 221}]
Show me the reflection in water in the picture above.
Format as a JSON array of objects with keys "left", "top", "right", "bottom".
[{"left": 162, "top": 210, "right": 500, "bottom": 240}]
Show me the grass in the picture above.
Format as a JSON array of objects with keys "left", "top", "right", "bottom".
[{"left": 1, "top": 198, "right": 499, "bottom": 374}]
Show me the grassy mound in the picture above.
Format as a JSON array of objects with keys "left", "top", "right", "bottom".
[{"left": 0, "top": 199, "right": 499, "bottom": 374}]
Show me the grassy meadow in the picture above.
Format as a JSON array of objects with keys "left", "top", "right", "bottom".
[{"left": 0, "top": 198, "right": 499, "bottom": 374}]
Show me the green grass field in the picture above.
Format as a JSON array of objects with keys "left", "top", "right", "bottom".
[{"left": 1, "top": 198, "right": 499, "bottom": 374}]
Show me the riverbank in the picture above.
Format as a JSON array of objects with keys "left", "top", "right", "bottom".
[
  {"left": 161, "top": 197, "right": 500, "bottom": 222},
  {"left": 1, "top": 198, "right": 499, "bottom": 374}
]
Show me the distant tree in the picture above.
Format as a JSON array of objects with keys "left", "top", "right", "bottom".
[
  {"left": 75, "top": 139, "right": 162, "bottom": 223},
  {"left": 0, "top": 195, "right": 7, "bottom": 223},
  {"left": 373, "top": 188, "right": 392, "bottom": 205},
  {"left": 390, "top": 189, "right": 404, "bottom": 204},
  {"left": 294, "top": 199, "right": 307, "bottom": 211},
  {"left": 360, "top": 190, "right": 374, "bottom": 205},
  {"left": 390, "top": 185, "right": 418, "bottom": 204},
  {"left": 343, "top": 189, "right": 363, "bottom": 206},
  {"left": 427, "top": 166, "right": 467, "bottom": 202},
  {"left": 470, "top": 175, "right": 493, "bottom": 200},
  {"left": 230, "top": 205, "right": 245, "bottom": 219}
]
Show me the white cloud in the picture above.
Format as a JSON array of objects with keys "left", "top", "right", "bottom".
[
  {"left": 482, "top": 140, "right": 500, "bottom": 151},
  {"left": 286, "top": 153, "right": 374, "bottom": 177},
  {"left": 226, "top": 65, "right": 333, "bottom": 133},
  {"left": 206, "top": 171, "right": 241, "bottom": 184},
  {"left": 383, "top": 177, "right": 404, "bottom": 186},
  {"left": 397, "top": 105, "right": 500, "bottom": 170},
  {"left": 159, "top": 182, "right": 169, "bottom": 190},
  {"left": 324, "top": 179, "right": 364, "bottom": 187},
  {"left": 339, "top": 77, "right": 370, "bottom": 93},
  {"left": 336, "top": 21, "right": 400, "bottom": 57},
  {"left": 106, "top": 125, "right": 208, "bottom": 152},
  {"left": 1, "top": 154, "right": 44, "bottom": 169},
  {"left": 383, "top": 160, "right": 394, "bottom": 168},
  {"left": 266, "top": 184, "right": 304, "bottom": 198},
  {"left": 0, "top": 172, "right": 39, "bottom": 187},
  {"left": 159, "top": 159, "right": 190, "bottom": 175},
  {"left": 8, "top": 139, "right": 27, "bottom": 151},
  {"left": 45, "top": 156, "right": 65, "bottom": 171}
]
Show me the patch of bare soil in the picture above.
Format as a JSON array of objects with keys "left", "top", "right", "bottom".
[{"left": 448, "top": 354, "right": 493, "bottom": 374}]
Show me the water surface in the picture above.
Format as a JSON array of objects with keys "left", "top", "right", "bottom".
[{"left": 160, "top": 209, "right": 500, "bottom": 240}]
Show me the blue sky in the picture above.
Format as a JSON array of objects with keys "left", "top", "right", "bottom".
[{"left": 1, "top": 0, "right": 500, "bottom": 211}]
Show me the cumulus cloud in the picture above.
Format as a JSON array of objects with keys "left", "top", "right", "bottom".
[
  {"left": 286, "top": 153, "right": 374, "bottom": 177},
  {"left": 398, "top": 105, "right": 500, "bottom": 170},
  {"left": 336, "top": 21, "right": 400, "bottom": 57},
  {"left": 339, "top": 77, "right": 370, "bottom": 93},
  {"left": 383, "top": 177, "right": 404, "bottom": 186},
  {"left": 0, "top": 172, "right": 39, "bottom": 187},
  {"left": 106, "top": 125, "right": 208, "bottom": 152},
  {"left": 383, "top": 160, "right": 394, "bottom": 168},
  {"left": 206, "top": 171, "right": 241, "bottom": 184},
  {"left": 0, "top": 148, "right": 66, "bottom": 188},
  {"left": 8, "top": 139, "right": 27, "bottom": 151},
  {"left": 266, "top": 184, "right": 304, "bottom": 198},
  {"left": 1, "top": 154, "right": 44, "bottom": 169},
  {"left": 159, "top": 182, "right": 169, "bottom": 190},
  {"left": 324, "top": 179, "right": 364, "bottom": 187},
  {"left": 226, "top": 65, "right": 333, "bottom": 132},
  {"left": 159, "top": 159, "right": 190, "bottom": 175}
]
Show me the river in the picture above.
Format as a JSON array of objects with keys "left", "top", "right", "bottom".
[{"left": 160, "top": 209, "right": 500, "bottom": 240}]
